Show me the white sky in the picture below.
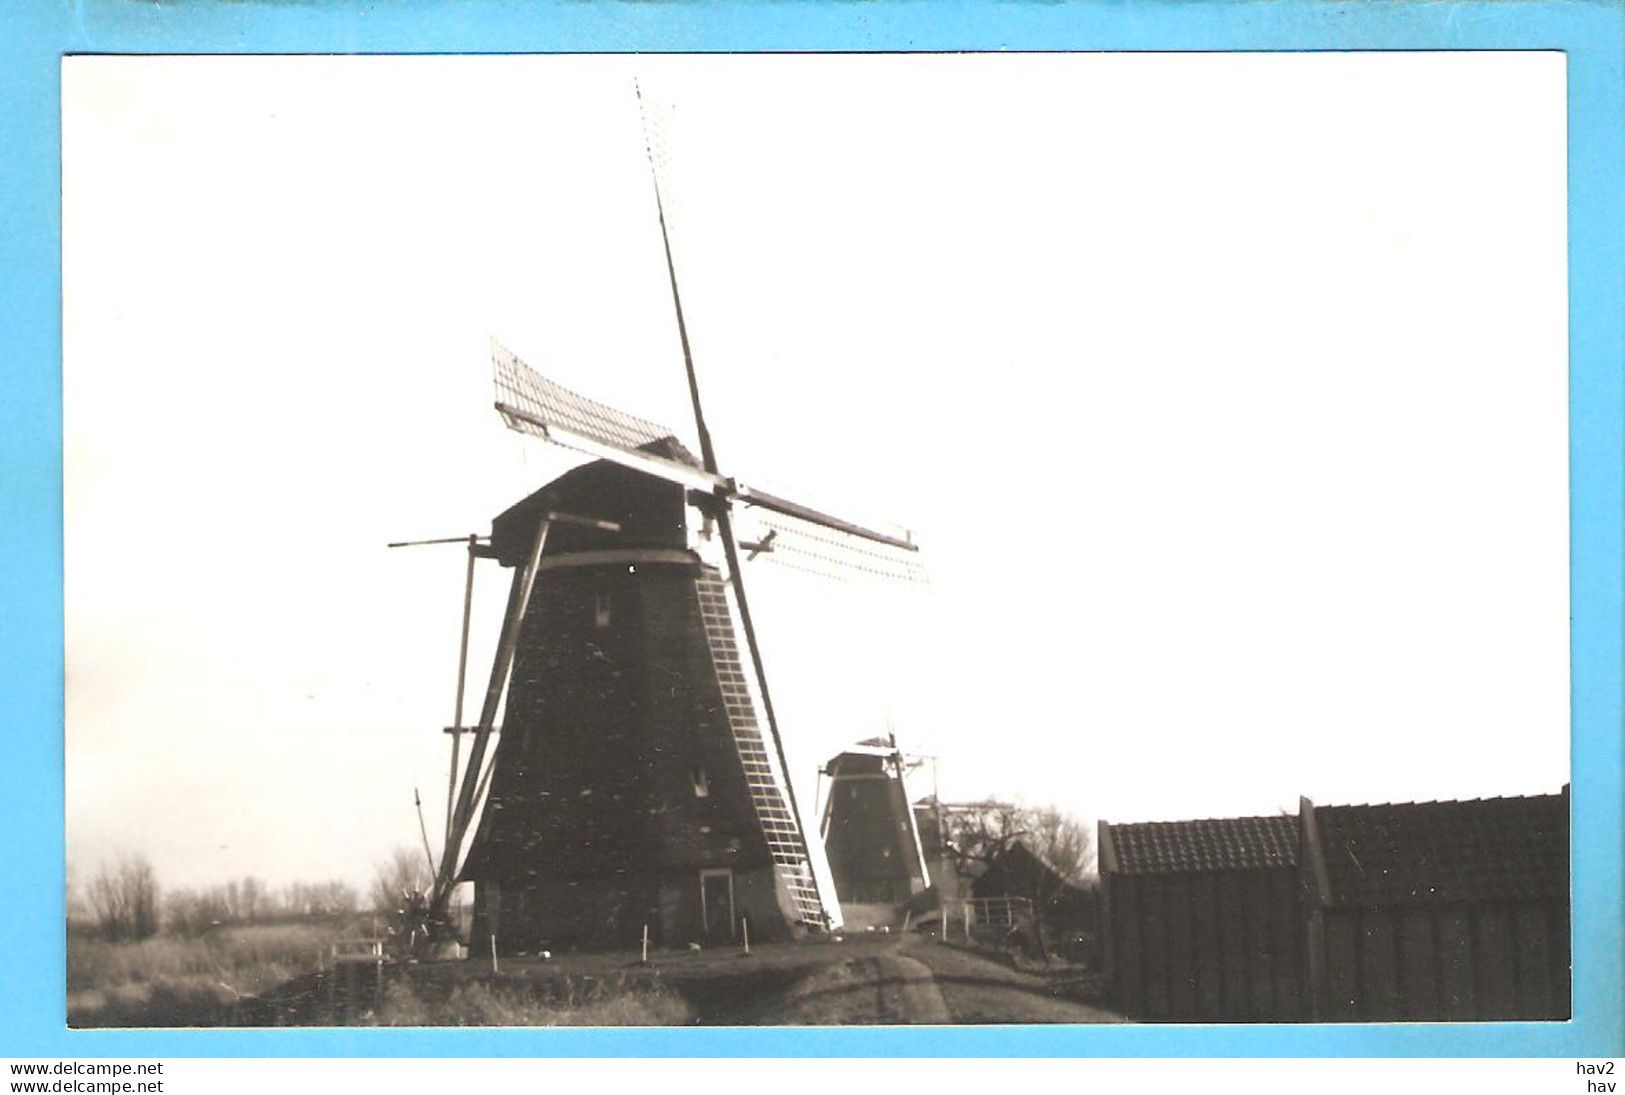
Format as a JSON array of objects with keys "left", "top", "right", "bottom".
[{"left": 63, "top": 52, "right": 1569, "bottom": 895}]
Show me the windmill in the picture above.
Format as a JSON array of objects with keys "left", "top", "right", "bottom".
[
  {"left": 818, "top": 735, "right": 935, "bottom": 914},
  {"left": 420, "top": 87, "right": 926, "bottom": 954}
]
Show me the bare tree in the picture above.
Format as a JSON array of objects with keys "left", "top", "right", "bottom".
[
  {"left": 319, "top": 880, "right": 359, "bottom": 916},
  {"left": 938, "top": 800, "right": 1095, "bottom": 882},
  {"left": 238, "top": 876, "right": 264, "bottom": 922},
  {"left": 371, "top": 847, "right": 432, "bottom": 914},
  {"left": 1026, "top": 805, "right": 1096, "bottom": 884},
  {"left": 87, "top": 854, "right": 160, "bottom": 942},
  {"left": 285, "top": 879, "right": 359, "bottom": 918},
  {"left": 165, "top": 887, "right": 230, "bottom": 937},
  {"left": 938, "top": 800, "right": 1095, "bottom": 960},
  {"left": 65, "top": 862, "right": 91, "bottom": 930}
]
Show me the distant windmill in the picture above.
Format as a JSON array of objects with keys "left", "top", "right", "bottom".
[
  {"left": 416, "top": 87, "right": 926, "bottom": 953},
  {"left": 819, "top": 735, "right": 935, "bottom": 911}
]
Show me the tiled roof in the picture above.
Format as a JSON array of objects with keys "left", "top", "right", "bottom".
[
  {"left": 1109, "top": 815, "right": 1298, "bottom": 875},
  {"left": 1315, "top": 794, "right": 1568, "bottom": 907}
]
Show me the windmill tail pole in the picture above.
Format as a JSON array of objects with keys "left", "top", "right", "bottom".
[
  {"left": 637, "top": 79, "right": 828, "bottom": 922},
  {"left": 414, "top": 787, "right": 438, "bottom": 882}
]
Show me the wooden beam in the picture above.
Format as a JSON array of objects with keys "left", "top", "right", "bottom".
[
  {"left": 736, "top": 485, "right": 918, "bottom": 553},
  {"left": 1098, "top": 820, "right": 1119, "bottom": 874},
  {"left": 1300, "top": 796, "right": 1331, "bottom": 907},
  {"left": 433, "top": 514, "right": 551, "bottom": 905},
  {"left": 1300, "top": 796, "right": 1331, "bottom": 1020}
]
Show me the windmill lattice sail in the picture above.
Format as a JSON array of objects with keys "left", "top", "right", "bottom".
[
  {"left": 492, "top": 341, "right": 924, "bottom": 570},
  {"left": 755, "top": 512, "right": 930, "bottom": 585},
  {"left": 493, "top": 342, "right": 675, "bottom": 454}
]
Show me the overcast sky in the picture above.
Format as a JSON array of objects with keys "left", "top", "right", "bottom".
[{"left": 63, "top": 52, "right": 1568, "bottom": 895}]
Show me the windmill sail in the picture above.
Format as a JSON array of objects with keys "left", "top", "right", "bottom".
[
  {"left": 753, "top": 510, "right": 929, "bottom": 585},
  {"left": 493, "top": 342, "right": 721, "bottom": 495},
  {"left": 492, "top": 342, "right": 922, "bottom": 560}
]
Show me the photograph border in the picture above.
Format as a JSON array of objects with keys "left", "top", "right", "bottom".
[{"left": 5, "top": 0, "right": 1621, "bottom": 1057}]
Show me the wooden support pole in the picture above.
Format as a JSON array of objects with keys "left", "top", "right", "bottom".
[
  {"left": 446, "top": 534, "right": 478, "bottom": 847},
  {"left": 1300, "top": 796, "right": 1330, "bottom": 1020}
]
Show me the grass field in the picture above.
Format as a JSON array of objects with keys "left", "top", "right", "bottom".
[
  {"left": 70, "top": 927, "right": 1121, "bottom": 1027},
  {"left": 67, "top": 920, "right": 360, "bottom": 1027},
  {"left": 370, "top": 972, "right": 694, "bottom": 1026}
]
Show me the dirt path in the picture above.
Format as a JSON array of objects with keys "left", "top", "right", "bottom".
[
  {"left": 760, "top": 938, "right": 1116, "bottom": 1025},
  {"left": 900, "top": 937, "right": 1124, "bottom": 1024},
  {"left": 877, "top": 954, "right": 950, "bottom": 1023},
  {"left": 764, "top": 952, "right": 942, "bottom": 1024},
  {"left": 241, "top": 934, "right": 1120, "bottom": 1026}
]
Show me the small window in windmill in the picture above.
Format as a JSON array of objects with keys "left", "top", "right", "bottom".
[
  {"left": 595, "top": 592, "right": 612, "bottom": 628},
  {"left": 692, "top": 766, "right": 710, "bottom": 798}
]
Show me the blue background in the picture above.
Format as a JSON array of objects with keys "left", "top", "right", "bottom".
[{"left": 3, "top": 0, "right": 1620, "bottom": 1057}]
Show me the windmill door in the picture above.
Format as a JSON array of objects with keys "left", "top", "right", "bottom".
[{"left": 699, "top": 869, "right": 735, "bottom": 943}]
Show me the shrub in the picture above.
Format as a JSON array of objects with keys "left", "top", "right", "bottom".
[{"left": 373, "top": 973, "right": 693, "bottom": 1027}]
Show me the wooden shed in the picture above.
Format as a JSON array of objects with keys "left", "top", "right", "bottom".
[
  {"left": 1099, "top": 814, "right": 1303, "bottom": 1020},
  {"left": 1100, "top": 790, "right": 1570, "bottom": 1023},
  {"left": 1302, "top": 791, "right": 1570, "bottom": 1021}
]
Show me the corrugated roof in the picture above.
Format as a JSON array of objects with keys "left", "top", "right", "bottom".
[
  {"left": 1315, "top": 794, "right": 1568, "bottom": 907},
  {"left": 1109, "top": 815, "right": 1298, "bottom": 875}
]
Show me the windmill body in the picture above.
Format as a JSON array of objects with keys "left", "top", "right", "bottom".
[
  {"left": 419, "top": 89, "right": 923, "bottom": 955},
  {"left": 457, "top": 453, "right": 831, "bottom": 951},
  {"left": 820, "top": 743, "right": 933, "bottom": 914}
]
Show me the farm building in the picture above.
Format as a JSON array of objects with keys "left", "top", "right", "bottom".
[
  {"left": 972, "top": 842, "right": 1097, "bottom": 928},
  {"left": 970, "top": 841, "right": 1100, "bottom": 955},
  {"left": 1098, "top": 814, "right": 1302, "bottom": 1020},
  {"left": 1304, "top": 792, "right": 1570, "bottom": 1021},
  {"left": 1100, "top": 790, "right": 1570, "bottom": 1022}
]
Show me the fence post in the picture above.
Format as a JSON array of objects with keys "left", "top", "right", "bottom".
[
  {"left": 741, "top": 917, "right": 750, "bottom": 956},
  {"left": 489, "top": 933, "right": 499, "bottom": 974}
]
